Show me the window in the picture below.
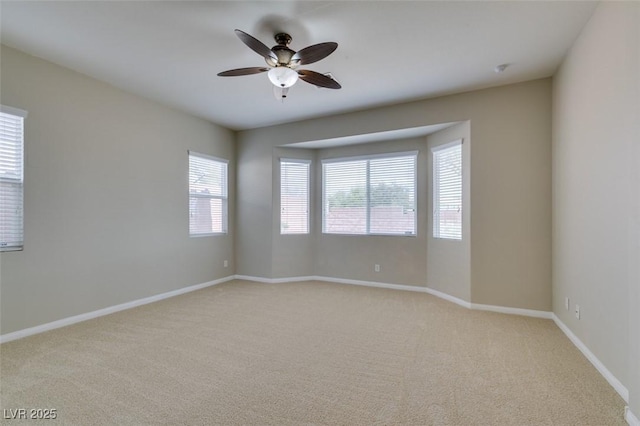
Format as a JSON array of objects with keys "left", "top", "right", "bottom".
[
  {"left": 0, "top": 106, "right": 27, "bottom": 252},
  {"left": 280, "top": 159, "right": 310, "bottom": 234},
  {"left": 322, "top": 151, "right": 417, "bottom": 236},
  {"left": 432, "top": 140, "right": 462, "bottom": 240},
  {"left": 188, "top": 152, "right": 228, "bottom": 235}
]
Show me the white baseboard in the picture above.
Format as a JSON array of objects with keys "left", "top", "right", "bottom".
[
  {"left": 238, "top": 275, "right": 460, "bottom": 304},
  {"left": 234, "top": 274, "right": 317, "bottom": 284},
  {"left": 423, "top": 287, "right": 472, "bottom": 309},
  {"left": 234, "top": 274, "right": 277, "bottom": 283},
  {"left": 236, "top": 275, "right": 554, "bottom": 320},
  {"left": 471, "top": 302, "right": 553, "bottom": 319},
  {"left": 626, "top": 406, "right": 640, "bottom": 426},
  {"left": 552, "top": 314, "right": 629, "bottom": 402},
  {"left": 315, "top": 275, "right": 433, "bottom": 294},
  {"left": 0, "top": 275, "right": 236, "bottom": 344}
]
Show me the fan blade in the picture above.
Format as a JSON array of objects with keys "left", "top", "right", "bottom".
[
  {"left": 291, "top": 42, "right": 338, "bottom": 65},
  {"left": 217, "top": 67, "right": 269, "bottom": 77},
  {"left": 235, "top": 29, "right": 277, "bottom": 61},
  {"left": 297, "top": 70, "right": 341, "bottom": 89}
]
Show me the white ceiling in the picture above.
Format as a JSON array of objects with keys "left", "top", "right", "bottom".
[{"left": 0, "top": 1, "right": 597, "bottom": 131}]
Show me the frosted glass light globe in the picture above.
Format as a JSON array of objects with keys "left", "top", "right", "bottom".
[{"left": 268, "top": 67, "right": 299, "bottom": 88}]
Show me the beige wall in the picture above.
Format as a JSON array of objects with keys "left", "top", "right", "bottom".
[
  {"left": 427, "top": 122, "right": 471, "bottom": 301},
  {"left": 238, "top": 78, "right": 551, "bottom": 311},
  {"left": 552, "top": 1, "right": 639, "bottom": 414},
  {"left": 0, "top": 45, "right": 236, "bottom": 335},
  {"left": 235, "top": 136, "right": 272, "bottom": 278}
]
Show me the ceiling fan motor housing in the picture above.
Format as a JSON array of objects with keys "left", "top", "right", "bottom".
[
  {"left": 270, "top": 45, "right": 297, "bottom": 67},
  {"left": 267, "top": 33, "right": 299, "bottom": 67}
]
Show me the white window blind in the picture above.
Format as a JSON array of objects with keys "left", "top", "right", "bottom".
[
  {"left": 322, "top": 151, "right": 417, "bottom": 236},
  {"left": 0, "top": 107, "right": 27, "bottom": 252},
  {"left": 189, "top": 152, "right": 228, "bottom": 236},
  {"left": 280, "top": 159, "right": 310, "bottom": 234},
  {"left": 432, "top": 140, "right": 462, "bottom": 240}
]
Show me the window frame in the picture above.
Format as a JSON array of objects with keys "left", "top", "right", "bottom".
[
  {"left": 188, "top": 151, "right": 228, "bottom": 237},
  {"left": 0, "top": 105, "right": 27, "bottom": 252},
  {"left": 322, "top": 151, "right": 418, "bottom": 236},
  {"left": 432, "top": 139, "right": 463, "bottom": 241},
  {"left": 280, "top": 158, "right": 311, "bottom": 235}
]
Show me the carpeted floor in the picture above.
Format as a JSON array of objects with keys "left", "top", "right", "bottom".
[{"left": 0, "top": 280, "right": 626, "bottom": 425}]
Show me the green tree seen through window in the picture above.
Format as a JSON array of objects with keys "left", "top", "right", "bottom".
[{"left": 329, "top": 183, "right": 411, "bottom": 209}]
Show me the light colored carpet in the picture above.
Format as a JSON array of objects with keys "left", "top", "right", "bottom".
[{"left": 0, "top": 280, "right": 626, "bottom": 425}]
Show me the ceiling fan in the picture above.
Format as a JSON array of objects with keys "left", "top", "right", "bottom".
[{"left": 218, "top": 29, "right": 341, "bottom": 99}]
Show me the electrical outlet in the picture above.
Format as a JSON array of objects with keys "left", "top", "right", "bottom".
[
  {"left": 374, "top": 264, "right": 380, "bottom": 272},
  {"left": 223, "top": 260, "right": 228, "bottom": 268},
  {"left": 575, "top": 304, "right": 580, "bottom": 319},
  {"left": 565, "top": 297, "right": 570, "bottom": 311}
]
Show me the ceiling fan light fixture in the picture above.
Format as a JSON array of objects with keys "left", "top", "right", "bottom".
[{"left": 268, "top": 66, "right": 299, "bottom": 88}]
